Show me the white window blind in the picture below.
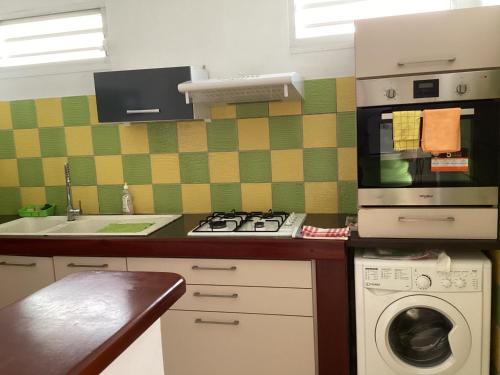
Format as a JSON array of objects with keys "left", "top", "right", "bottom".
[{"left": 0, "top": 9, "right": 106, "bottom": 68}]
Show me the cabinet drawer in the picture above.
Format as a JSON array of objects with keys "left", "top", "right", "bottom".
[
  {"left": 163, "top": 310, "right": 316, "bottom": 375},
  {"left": 0, "top": 256, "right": 55, "bottom": 309},
  {"left": 172, "top": 285, "right": 313, "bottom": 316},
  {"left": 53, "top": 256, "right": 127, "bottom": 280},
  {"left": 127, "top": 258, "right": 312, "bottom": 288},
  {"left": 358, "top": 208, "right": 498, "bottom": 239}
]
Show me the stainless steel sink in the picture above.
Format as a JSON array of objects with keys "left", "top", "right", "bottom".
[{"left": 0, "top": 215, "right": 181, "bottom": 236}]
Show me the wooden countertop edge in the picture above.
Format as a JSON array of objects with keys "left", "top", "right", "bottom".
[{"left": 69, "top": 276, "right": 186, "bottom": 375}]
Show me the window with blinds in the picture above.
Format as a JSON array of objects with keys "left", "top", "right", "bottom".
[{"left": 0, "top": 9, "right": 106, "bottom": 68}]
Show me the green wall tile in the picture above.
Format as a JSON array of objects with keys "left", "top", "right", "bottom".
[
  {"left": 269, "top": 116, "right": 303, "bottom": 150},
  {"left": 10, "top": 100, "right": 37, "bottom": 129},
  {"left": 207, "top": 119, "right": 238, "bottom": 152},
  {"left": 97, "top": 185, "right": 122, "bottom": 214},
  {"left": 337, "top": 112, "right": 356, "bottom": 147},
  {"left": 148, "top": 122, "right": 178, "bottom": 153},
  {"left": 67, "top": 156, "right": 96, "bottom": 186},
  {"left": 239, "top": 151, "right": 271, "bottom": 183},
  {"left": 272, "top": 182, "right": 305, "bottom": 212},
  {"left": 236, "top": 102, "right": 268, "bottom": 118},
  {"left": 338, "top": 180, "right": 357, "bottom": 213},
  {"left": 62, "top": 96, "right": 90, "bottom": 126},
  {"left": 0, "top": 131, "right": 16, "bottom": 159},
  {"left": 92, "top": 126, "right": 121, "bottom": 155},
  {"left": 153, "top": 184, "right": 182, "bottom": 213},
  {"left": 122, "top": 154, "right": 152, "bottom": 185},
  {"left": 302, "top": 79, "right": 337, "bottom": 114},
  {"left": 179, "top": 153, "right": 209, "bottom": 183},
  {"left": 39, "top": 128, "right": 67, "bottom": 157},
  {"left": 304, "top": 148, "right": 337, "bottom": 182},
  {"left": 45, "top": 186, "right": 67, "bottom": 215},
  {"left": 211, "top": 183, "right": 241, "bottom": 211},
  {"left": 18, "top": 158, "right": 44, "bottom": 186},
  {"left": 0, "top": 187, "right": 21, "bottom": 214}
]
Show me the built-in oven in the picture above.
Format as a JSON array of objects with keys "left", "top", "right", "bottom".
[{"left": 356, "top": 69, "right": 500, "bottom": 239}]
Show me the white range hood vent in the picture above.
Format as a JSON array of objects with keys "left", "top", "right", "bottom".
[{"left": 178, "top": 72, "right": 304, "bottom": 105}]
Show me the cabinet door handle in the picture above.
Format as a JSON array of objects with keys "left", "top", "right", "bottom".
[
  {"left": 192, "top": 265, "right": 237, "bottom": 271},
  {"left": 67, "top": 263, "right": 109, "bottom": 268},
  {"left": 398, "top": 216, "right": 455, "bottom": 223},
  {"left": 126, "top": 109, "right": 160, "bottom": 114},
  {"left": 0, "top": 261, "right": 36, "bottom": 267},
  {"left": 397, "top": 57, "right": 456, "bottom": 66},
  {"left": 195, "top": 318, "right": 240, "bottom": 326},
  {"left": 193, "top": 292, "right": 239, "bottom": 299}
]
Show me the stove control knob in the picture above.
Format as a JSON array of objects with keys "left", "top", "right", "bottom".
[
  {"left": 456, "top": 83, "right": 468, "bottom": 95},
  {"left": 441, "top": 279, "right": 452, "bottom": 288},
  {"left": 455, "top": 278, "right": 466, "bottom": 288},
  {"left": 416, "top": 275, "right": 432, "bottom": 290},
  {"left": 385, "top": 88, "right": 397, "bottom": 99}
]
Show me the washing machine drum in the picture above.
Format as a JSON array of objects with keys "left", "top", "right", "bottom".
[{"left": 376, "top": 295, "right": 472, "bottom": 375}]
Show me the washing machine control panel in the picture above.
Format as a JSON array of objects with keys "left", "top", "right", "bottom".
[{"left": 363, "top": 265, "right": 482, "bottom": 292}]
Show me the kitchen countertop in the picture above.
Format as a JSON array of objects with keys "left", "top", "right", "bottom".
[{"left": 0, "top": 270, "right": 185, "bottom": 375}]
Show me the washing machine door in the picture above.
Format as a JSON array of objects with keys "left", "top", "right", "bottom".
[{"left": 375, "top": 295, "right": 471, "bottom": 375}]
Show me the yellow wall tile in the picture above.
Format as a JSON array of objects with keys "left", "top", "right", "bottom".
[
  {"left": 494, "top": 322, "right": 500, "bottom": 372},
  {"left": 20, "top": 187, "right": 46, "bottom": 206},
  {"left": 35, "top": 98, "right": 63, "bottom": 127},
  {"left": 303, "top": 114, "right": 336, "bottom": 148},
  {"left": 181, "top": 184, "right": 211, "bottom": 213},
  {"left": 491, "top": 250, "right": 500, "bottom": 285},
  {"left": 211, "top": 104, "right": 236, "bottom": 119},
  {"left": 338, "top": 147, "right": 357, "bottom": 181},
  {"left": 88, "top": 96, "right": 100, "bottom": 125},
  {"left": 269, "top": 100, "right": 302, "bottom": 116},
  {"left": 0, "top": 102, "right": 12, "bottom": 129},
  {"left": 305, "top": 182, "right": 338, "bottom": 213},
  {"left": 65, "top": 127, "right": 93, "bottom": 156},
  {"left": 209, "top": 152, "right": 240, "bottom": 183},
  {"left": 238, "top": 118, "right": 270, "bottom": 150},
  {"left": 128, "top": 184, "right": 154, "bottom": 214},
  {"left": 72, "top": 186, "right": 99, "bottom": 214},
  {"left": 95, "top": 155, "right": 124, "bottom": 185},
  {"left": 177, "top": 121, "right": 207, "bottom": 152},
  {"left": 241, "top": 183, "right": 272, "bottom": 212},
  {"left": 42, "top": 157, "right": 67, "bottom": 186},
  {"left": 0, "top": 159, "right": 19, "bottom": 187},
  {"left": 336, "top": 76, "right": 356, "bottom": 112},
  {"left": 271, "top": 149, "right": 303, "bottom": 182},
  {"left": 119, "top": 123, "right": 150, "bottom": 154},
  {"left": 14, "top": 129, "right": 41, "bottom": 158},
  {"left": 151, "top": 154, "right": 180, "bottom": 184}
]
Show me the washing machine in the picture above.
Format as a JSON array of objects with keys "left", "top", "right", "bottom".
[{"left": 355, "top": 250, "right": 491, "bottom": 375}]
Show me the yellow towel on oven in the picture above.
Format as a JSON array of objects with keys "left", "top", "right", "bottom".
[
  {"left": 392, "top": 111, "right": 421, "bottom": 151},
  {"left": 421, "top": 108, "right": 461, "bottom": 154}
]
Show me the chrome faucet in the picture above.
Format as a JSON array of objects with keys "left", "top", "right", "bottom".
[{"left": 64, "top": 162, "right": 81, "bottom": 221}]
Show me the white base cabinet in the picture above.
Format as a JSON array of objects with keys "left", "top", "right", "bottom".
[{"left": 0, "top": 255, "right": 55, "bottom": 309}]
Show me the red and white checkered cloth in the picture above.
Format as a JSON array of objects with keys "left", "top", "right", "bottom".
[{"left": 300, "top": 225, "right": 350, "bottom": 240}]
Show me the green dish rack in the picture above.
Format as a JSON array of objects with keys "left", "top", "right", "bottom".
[{"left": 18, "top": 204, "right": 56, "bottom": 217}]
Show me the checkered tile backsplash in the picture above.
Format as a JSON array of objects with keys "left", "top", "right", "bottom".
[{"left": 0, "top": 77, "right": 357, "bottom": 214}]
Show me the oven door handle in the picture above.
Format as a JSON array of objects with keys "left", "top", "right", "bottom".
[{"left": 398, "top": 216, "right": 455, "bottom": 223}]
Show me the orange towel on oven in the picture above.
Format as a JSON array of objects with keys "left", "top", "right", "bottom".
[{"left": 421, "top": 108, "right": 461, "bottom": 153}]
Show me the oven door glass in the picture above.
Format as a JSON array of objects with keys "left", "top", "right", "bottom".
[{"left": 357, "top": 100, "right": 500, "bottom": 188}]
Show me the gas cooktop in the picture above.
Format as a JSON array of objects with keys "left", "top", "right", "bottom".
[{"left": 187, "top": 211, "right": 307, "bottom": 237}]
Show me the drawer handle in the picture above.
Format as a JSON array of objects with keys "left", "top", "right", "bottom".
[
  {"left": 398, "top": 216, "right": 455, "bottom": 223},
  {"left": 397, "top": 57, "right": 456, "bottom": 66},
  {"left": 67, "top": 263, "right": 109, "bottom": 268},
  {"left": 0, "top": 261, "right": 36, "bottom": 267},
  {"left": 193, "top": 292, "right": 239, "bottom": 299},
  {"left": 126, "top": 109, "right": 160, "bottom": 114},
  {"left": 192, "top": 265, "right": 237, "bottom": 271},
  {"left": 195, "top": 318, "right": 240, "bottom": 326}
]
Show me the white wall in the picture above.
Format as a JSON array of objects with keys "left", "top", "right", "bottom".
[{"left": 0, "top": 0, "right": 355, "bottom": 101}]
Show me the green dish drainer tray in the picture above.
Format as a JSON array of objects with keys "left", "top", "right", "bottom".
[{"left": 18, "top": 204, "right": 56, "bottom": 217}]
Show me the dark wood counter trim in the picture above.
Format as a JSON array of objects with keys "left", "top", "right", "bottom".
[{"left": 0, "top": 271, "right": 185, "bottom": 375}]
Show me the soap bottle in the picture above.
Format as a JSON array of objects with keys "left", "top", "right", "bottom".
[{"left": 122, "top": 182, "right": 134, "bottom": 214}]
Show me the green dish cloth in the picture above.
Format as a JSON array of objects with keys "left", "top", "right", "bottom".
[{"left": 97, "top": 223, "right": 154, "bottom": 233}]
